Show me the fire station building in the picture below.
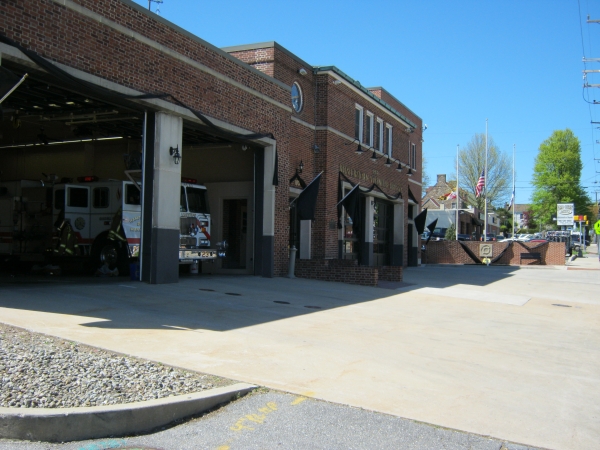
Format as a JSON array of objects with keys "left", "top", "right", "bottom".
[{"left": 0, "top": 0, "right": 423, "bottom": 284}]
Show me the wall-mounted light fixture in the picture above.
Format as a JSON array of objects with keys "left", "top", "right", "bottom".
[
  {"left": 370, "top": 148, "right": 380, "bottom": 162},
  {"left": 298, "top": 68, "right": 308, "bottom": 76},
  {"left": 344, "top": 138, "right": 365, "bottom": 155},
  {"left": 296, "top": 160, "right": 304, "bottom": 175},
  {"left": 385, "top": 155, "right": 393, "bottom": 167},
  {"left": 407, "top": 166, "right": 413, "bottom": 176},
  {"left": 332, "top": 79, "right": 342, "bottom": 85},
  {"left": 169, "top": 145, "right": 181, "bottom": 164},
  {"left": 396, "top": 160, "right": 403, "bottom": 172}
]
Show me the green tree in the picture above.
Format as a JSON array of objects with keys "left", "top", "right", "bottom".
[
  {"left": 531, "top": 129, "right": 591, "bottom": 227},
  {"left": 421, "top": 156, "right": 431, "bottom": 187},
  {"left": 445, "top": 223, "right": 456, "bottom": 240},
  {"left": 494, "top": 207, "right": 514, "bottom": 235},
  {"left": 458, "top": 133, "right": 511, "bottom": 211}
]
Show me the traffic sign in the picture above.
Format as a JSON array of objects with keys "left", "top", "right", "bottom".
[
  {"left": 557, "top": 203, "right": 574, "bottom": 226},
  {"left": 594, "top": 220, "right": 600, "bottom": 235}
]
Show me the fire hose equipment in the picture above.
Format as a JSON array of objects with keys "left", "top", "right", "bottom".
[
  {"left": 54, "top": 222, "right": 79, "bottom": 256},
  {"left": 108, "top": 208, "right": 127, "bottom": 243}
]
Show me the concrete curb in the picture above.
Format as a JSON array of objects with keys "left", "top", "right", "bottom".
[{"left": 0, "top": 382, "right": 256, "bottom": 442}]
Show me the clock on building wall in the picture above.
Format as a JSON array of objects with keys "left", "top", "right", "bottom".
[{"left": 291, "top": 82, "right": 303, "bottom": 113}]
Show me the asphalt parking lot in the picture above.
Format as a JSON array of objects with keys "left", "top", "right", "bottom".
[
  {"left": 0, "top": 391, "right": 540, "bottom": 450},
  {"left": 0, "top": 253, "right": 599, "bottom": 450}
]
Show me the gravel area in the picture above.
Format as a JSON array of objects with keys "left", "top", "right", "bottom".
[{"left": 0, "top": 323, "right": 234, "bottom": 409}]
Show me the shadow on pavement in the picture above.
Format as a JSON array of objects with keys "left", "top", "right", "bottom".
[{"left": 0, "top": 265, "right": 521, "bottom": 332}]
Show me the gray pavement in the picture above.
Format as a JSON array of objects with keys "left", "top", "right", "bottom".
[
  {"left": 0, "top": 391, "right": 540, "bottom": 450},
  {"left": 1, "top": 253, "right": 599, "bottom": 449}
]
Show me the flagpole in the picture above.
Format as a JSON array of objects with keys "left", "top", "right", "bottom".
[
  {"left": 335, "top": 182, "right": 360, "bottom": 208},
  {"left": 484, "top": 119, "right": 488, "bottom": 241},
  {"left": 456, "top": 144, "right": 459, "bottom": 241},
  {"left": 512, "top": 143, "right": 515, "bottom": 237},
  {"left": 0, "top": 73, "right": 28, "bottom": 104}
]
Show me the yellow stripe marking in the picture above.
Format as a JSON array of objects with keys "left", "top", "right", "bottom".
[
  {"left": 291, "top": 391, "right": 315, "bottom": 405},
  {"left": 291, "top": 396, "right": 306, "bottom": 405}
]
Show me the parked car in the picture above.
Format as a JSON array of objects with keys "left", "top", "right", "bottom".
[
  {"left": 429, "top": 227, "right": 447, "bottom": 241},
  {"left": 480, "top": 233, "right": 496, "bottom": 241},
  {"left": 571, "top": 234, "right": 590, "bottom": 246},
  {"left": 457, "top": 234, "right": 471, "bottom": 241}
]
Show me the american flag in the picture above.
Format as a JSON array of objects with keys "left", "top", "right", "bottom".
[{"left": 475, "top": 169, "right": 485, "bottom": 198}]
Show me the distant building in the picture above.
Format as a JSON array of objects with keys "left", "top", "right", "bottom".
[
  {"left": 422, "top": 174, "right": 501, "bottom": 237},
  {"left": 513, "top": 204, "right": 531, "bottom": 231}
]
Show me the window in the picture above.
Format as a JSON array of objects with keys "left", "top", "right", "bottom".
[
  {"left": 291, "top": 82, "right": 303, "bottom": 113},
  {"left": 93, "top": 187, "right": 110, "bottom": 209},
  {"left": 54, "top": 189, "right": 65, "bottom": 210},
  {"left": 411, "top": 143, "right": 416, "bottom": 170},
  {"left": 125, "top": 184, "right": 141, "bottom": 206},
  {"left": 354, "top": 105, "right": 364, "bottom": 142},
  {"left": 366, "top": 112, "right": 374, "bottom": 148},
  {"left": 376, "top": 118, "right": 384, "bottom": 153},
  {"left": 342, "top": 187, "right": 363, "bottom": 261},
  {"left": 386, "top": 124, "right": 393, "bottom": 157},
  {"left": 180, "top": 186, "right": 187, "bottom": 212},
  {"left": 68, "top": 187, "right": 88, "bottom": 208},
  {"left": 186, "top": 187, "right": 209, "bottom": 213}
]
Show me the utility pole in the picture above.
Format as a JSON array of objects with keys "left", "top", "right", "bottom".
[{"left": 148, "top": 0, "right": 163, "bottom": 12}]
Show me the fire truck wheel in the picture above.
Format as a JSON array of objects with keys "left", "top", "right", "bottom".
[{"left": 91, "top": 234, "right": 128, "bottom": 274}]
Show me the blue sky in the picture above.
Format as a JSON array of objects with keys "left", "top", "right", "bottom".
[{"left": 133, "top": 0, "right": 600, "bottom": 205}]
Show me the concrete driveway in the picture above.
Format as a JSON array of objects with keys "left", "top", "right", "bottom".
[{"left": 1, "top": 256, "right": 599, "bottom": 450}]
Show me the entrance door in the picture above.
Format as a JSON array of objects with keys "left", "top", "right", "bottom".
[
  {"left": 373, "top": 199, "right": 392, "bottom": 266},
  {"left": 222, "top": 199, "right": 247, "bottom": 270}
]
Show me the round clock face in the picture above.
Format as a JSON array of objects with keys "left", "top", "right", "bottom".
[{"left": 291, "top": 82, "right": 303, "bottom": 112}]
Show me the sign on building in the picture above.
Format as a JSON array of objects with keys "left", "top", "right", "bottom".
[
  {"left": 479, "top": 243, "right": 493, "bottom": 258},
  {"left": 557, "top": 203, "right": 574, "bottom": 226}
]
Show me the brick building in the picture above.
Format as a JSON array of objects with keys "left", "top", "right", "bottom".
[
  {"left": 0, "top": 0, "right": 423, "bottom": 283},
  {"left": 422, "top": 174, "right": 481, "bottom": 237}
]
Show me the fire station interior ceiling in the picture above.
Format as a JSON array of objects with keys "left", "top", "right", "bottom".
[{"left": 0, "top": 60, "right": 254, "bottom": 183}]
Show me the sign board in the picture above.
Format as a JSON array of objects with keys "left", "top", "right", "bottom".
[
  {"left": 595, "top": 220, "right": 600, "bottom": 235},
  {"left": 479, "top": 243, "right": 493, "bottom": 258},
  {"left": 557, "top": 203, "right": 574, "bottom": 226}
]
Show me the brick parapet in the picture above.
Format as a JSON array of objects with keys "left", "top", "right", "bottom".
[
  {"left": 379, "top": 266, "right": 403, "bottom": 282},
  {"left": 424, "top": 241, "right": 566, "bottom": 266},
  {"left": 295, "top": 259, "right": 379, "bottom": 287}
]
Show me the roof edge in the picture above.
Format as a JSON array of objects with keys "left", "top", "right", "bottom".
[
  {"left": 314, "top": 66, "right": 417, "bottom": 129},
  {"left": 117, "top": 1, "right": 289, "bottom": 91},
  {"left": 221, "top": 41, "right": 314, "bottom": 73},
  {"left": 367, "top": 86, "right": 422, "bottom": 122}
]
